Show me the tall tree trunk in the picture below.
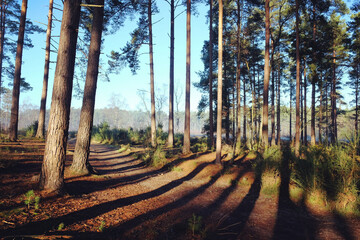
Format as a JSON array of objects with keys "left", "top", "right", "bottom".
[
  {"left": 8, "top": 0, "right": 27, "bottom": 141},
  {"left": 216, "top": 0, "right": 223, "bottom": 164},
  {"left": 236, "top": 0, "right": 242, "bottom": 145},
  {"left": 325, "top": 82, "right": 329, "bottom": 144},
  {"left": 208, "top": 0, "right": 214, "bottom": 149},
  {"left": 71, "top": 0, "right": 104, "bottom": 174},
  {"left": 318, "top": 76, "right": 323, "bottom": 143},
  {"left": 295, "top": 0, "right": 301, "bottom": 156},
  {"left": 300, "top": 74, "right": 303, "bottom": 143},
  {"left": 39, "top": 0, "right": 81, "bottom": 192},
  {"left": 167, "top": 0, "right": 175, "bottom": 147},
  {"left": 0, "top": 1, "right": 5, "bottom": 133},
  {"left": 290, "top": 81, "right": 292, "bottom": 141},
  {"left": 262, "top": 0, "right": 270, "bottom": 148},
  {"left": 243, "top": 76, "right": 246, "bottom": 143},
  {"left": 35, "top": 0, "right": 54, "bottom": 139},
  {"left": 183, "top": 0, "right": 191, "bottom": 154},
  {"left": 270, "top": 49, "right": 275, "bottom": 146},
  {"left": 355, "top": 82, "right": 358, "bottom": 139},
  {"left": 149, "top": 0, "right": 156, "bottom": 148},
  {"left": 310, "top": 8, "right": 316, "bottom": 145},
  {"left": 331, "top": 48, "right": 336, "bottom": 143},
  {"left": 304, "top": 64, "right": 307, "bottom": 145},
  {"left": 276, "top": 66, "right": 281, "bottom": 145}
]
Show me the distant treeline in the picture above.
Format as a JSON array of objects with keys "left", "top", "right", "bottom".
[
  {"left": 1, "top": 104, "right": 356, "bottom": 140},
  {"left": 0, "top": 106, "right": 206, "bottom": 135}
]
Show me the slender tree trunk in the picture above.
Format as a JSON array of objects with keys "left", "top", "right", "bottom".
[
  {"left": 216, "top": 0, "right": 223, "bottom": 164},
  {"left": 295, "top": 0, "right": 301, "bottom": 156},
  {"left": 208, "top": 0, "right": 214, "bottom": 149},
  {"left": 39, "top": 0, "right": 81, "bottom": 192},
  {"left": 355, "top": 85, "right": 358, "bottom": 139},
  {"left": 149, "top": 0, "right": 156, "bottom": 148},
  {"left": 243, "top": 76, "right": 246, "bottom": 143},
  {"left": 325, "top": 82, "right": 329, "bottom": 144},
  {"left": 71, "top": 0, "right": 104, "bottom": 174},
  {"left": 262, "top": 0, "right": 270, "bottom": 148},
  {"left": 35, "top": 0, "right": 54, "bottom": 139},
  {"left": 271, "top": 46, "right": 275, "bottom": 146},
  {"left": 0, "top": 1, "right": 5, "bottom": 133},
  {"left": 276, "top": 66, "right": 281, "bottom": 145},
  {"left": 290, "top": 82, "right": 292, "bottom": 141},
  {"left": 300, "top": 75, "right": 303, "bottom": 143},
  {"left": 311, "top": 9, "right": 316, "bottom": 145},
  {"left": 318, "top": 78, "right": 323, "bottom": 144},
  {"left": 8, "top": 0, "right": 27, "bottom": 141},
  {"left": 331, "top": 48, "right": 336, "bottom": 143},
  {"left": 167, "top": 0, "right": 175, "bottom": 147},
  {"left": 236, "top": 0, "right": 242, "bottom": 145},
  {"left": 183, "top": 0, "right": 191, "bottom": 154},
  {"left": 304, "top": 64, "right": 307, "bottom": 145}
]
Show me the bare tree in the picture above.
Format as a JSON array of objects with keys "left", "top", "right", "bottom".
[{"left": 39, "top": 0, "right": 81, "bottom": 192}]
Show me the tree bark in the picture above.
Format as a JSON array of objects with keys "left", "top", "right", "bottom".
[
  {"left": 262, "top": 0, "right": 270, "bottom": 148},
  {"left": 276, "top": 66, "right": 281, "bottom": 145},
  {"left": 295, "top": 0, "right": 300, "bottom": 156},
  {"left": 8, "top": 0, "right": 27, "bottom": 141},
  {"left": 243, "top": 75, "right": 246, "bottom": 143},
  {"left": 183, "top": 0, "right": 191, "bottom": 154},
  {"left": 39, "top": 0, "right": 81, "bottom": 192},
  {"left": 216, "top": 0, "right": 223, "bottom": 164},
  {"left": 331, "top": 48, "right": 336, "bottom": 143},
  {"left": 310, "top": 8, "right": 316, "bottom": 145},
  {"left": 270, "top": 44, "right": 275, "bottom": 146},
  {"left": 35, "top": 0, "right": 54, "bottom": 139},
  {"left": 235, "top": 0, "right": 241, "bottom": 146},
  {"left": 167, "top": 0, "right": 175, "bottom": 147},
  {"left": 318, "top": 79, "right": 322, "bottom": 143},
  {"left": 149, "top": 0, "right": 156, "bottom": 148},
  {"left": 304, "top": 64, "right": 307, "bottom": 145},
  {"left": 208, "top": 0, "right": 214, "bottom": 149},
  {"left": 0, "top": 1, "right": 5, "bottom": 134},
  {"left": 71, "top": 0, "right": 104, "bottom": 175}
]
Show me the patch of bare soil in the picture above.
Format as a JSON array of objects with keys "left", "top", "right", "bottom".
[{"left": 0, "top": 139, "right": 359, "bottom": 239}]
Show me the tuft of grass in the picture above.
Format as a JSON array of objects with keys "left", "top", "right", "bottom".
[
  {"left": 24, "top": 190, "right": 40, "bottom": 210},
  {"left": 171, "top": 166, "right": 183, "bottom": 172},
  {"left": 57, "top": 222, "right": 65, "bottom": 230},
  {"left": 188, "top": 213, "right": 203, "bottom": 236},
  {"left": 98, "top": 220, "right": 106, "bottom": 232},
  {"left": 118, "top": 144, "right": 130, "bottom": 153}
]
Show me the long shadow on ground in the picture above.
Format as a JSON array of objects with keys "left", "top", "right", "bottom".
[
  {"left": 0, "top": 161, "right": 212, "bottom": 237},
  {"left": 272, "top": 144, "right": 318, "bottom": 240}
]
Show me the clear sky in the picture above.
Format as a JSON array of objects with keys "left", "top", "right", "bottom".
[
  {"left": 15, "top": 0, "right": 357, "bottom": 114},
  {"left": 20, "top": 0, "right": 209, "bottom": 112}
]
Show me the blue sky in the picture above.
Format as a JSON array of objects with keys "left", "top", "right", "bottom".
[
  {"left": 16, "top": 0, "right": 357, "bottom": 114},
  {"left": 20, "top": 0, "right": 209, "bottom": 112}
]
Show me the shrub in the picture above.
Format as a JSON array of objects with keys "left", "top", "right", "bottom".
[{"left": 25, "top": 121, "right": 38, "bottom": 138}]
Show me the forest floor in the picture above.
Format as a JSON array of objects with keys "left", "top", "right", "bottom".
[{"left": 0, "top": 138, "right": 359, "bottom": 240}]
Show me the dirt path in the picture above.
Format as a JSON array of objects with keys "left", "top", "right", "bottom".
[{"left": 0, "top": 141, "right": 359, "bottom": 239}]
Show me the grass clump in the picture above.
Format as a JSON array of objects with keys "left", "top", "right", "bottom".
[{"left": 24, "top": 190, "right": 40, "bottom": 210}]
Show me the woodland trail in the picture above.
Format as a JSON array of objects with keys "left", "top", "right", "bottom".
[{"left": 0, "top": 141, "right": 359, "bottom": 239}]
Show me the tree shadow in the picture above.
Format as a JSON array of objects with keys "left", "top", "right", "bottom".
[
  {"left": 104, "top": 166, "right": 223, "bottom": 239},
  {"left": 272, "top": 144, "right": 318, "bottom": 240},
  {"left": 213, "top": 166, "right": 262, "bottom": 239},
  {"left": 65, "top": 151, "right": 211, "bottom": 195},
  {"left": 0, "top": 161, "right": 213, "bottom": 236}
]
